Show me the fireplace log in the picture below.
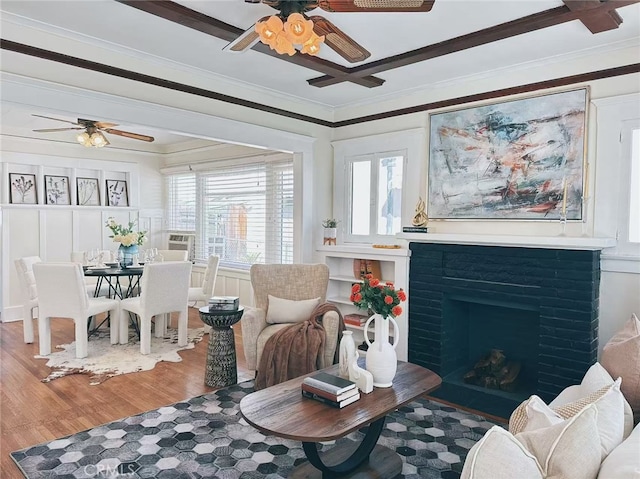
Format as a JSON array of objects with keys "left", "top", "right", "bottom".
[
  {"left": 464, "top": 350, "right": 521, "bottom": 392},
  {"left": 499, "top": 361, "right": 521, "bottom": 392}
]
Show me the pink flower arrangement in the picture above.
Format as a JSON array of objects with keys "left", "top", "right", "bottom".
[{"left": 350, "top": 274, "right": 406, "bottom": 318}]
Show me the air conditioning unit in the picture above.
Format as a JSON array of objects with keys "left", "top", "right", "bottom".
[{"left": 168, "top": 233, "right": 195, "bottom": 261}]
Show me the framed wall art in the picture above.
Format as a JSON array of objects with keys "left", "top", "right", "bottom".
[
  {"left": 76, "top": 177, "right": 100, "bottom": 206},
  {"left": 9, "top": 173, "right": 38, "bottom": 204},
  {"left": 44, "top": 175, "right": 71, "bottom": 205},
  {"left": 428, "top": 87, "right": 589, "bottom": 220},
  {"left": 106, "top": 179, "right": 129, "bottom": 207}
]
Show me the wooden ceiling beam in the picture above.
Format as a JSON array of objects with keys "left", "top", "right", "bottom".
[
  {"left": 563, "top": 0, "right": 624, "bottom": 33},
  {"left": 115, "top": 0, "right": 385, "bottom": 89},
  {"left": 308, "top": 0, "right": 638, "bottom": 88}
]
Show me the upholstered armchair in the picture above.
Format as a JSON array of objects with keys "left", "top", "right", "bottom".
[{"left": 241, "top": 263, "right": 340, "bottom": 373}]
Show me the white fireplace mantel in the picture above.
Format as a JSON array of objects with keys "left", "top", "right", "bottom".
[{"left": 397, "top": 233, "right": 617, "bottom": 250}]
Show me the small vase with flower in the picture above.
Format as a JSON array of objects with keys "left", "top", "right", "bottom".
[
  {"left": 105, "top": 217, "right": 147, "bottom": 268},
  {"left": 350, "top": 275, "right": 406, "bottom": 387}
]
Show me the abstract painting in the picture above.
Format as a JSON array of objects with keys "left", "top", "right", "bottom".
[
  {"left": 9, "top": 173, "right": 37, "bottom": 204},
  {"left": 44, "top": 175, "right": 71, "bottom": 205},
  {"left": 106, "top": 179, "right": 129, "bottom": 207},
  {"left": 77, "top": 177, "right": 100, "bottom": 206},
  {"left": 428, "top": 88, "right": 588, "bottom": 220}
]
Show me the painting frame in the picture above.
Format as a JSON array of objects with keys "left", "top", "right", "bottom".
[
  {"left": 44, "top": 175, "right": 71, "bottom": 206},
  {"left": 427, "top": 87, "right": 589, "bottom": 220},
  {"left": 106, "top": 179, "right": 129, "bottom": 207},
  {"left": 76, "top": 177, "right": 101, "bottom": 206},
  {"left": 9, "top": 173, "right": 38, "bottom": 204}
]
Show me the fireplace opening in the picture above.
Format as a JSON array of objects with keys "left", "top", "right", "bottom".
[{"left": 438, "top": 295, "right": 539, "bottom": 408}]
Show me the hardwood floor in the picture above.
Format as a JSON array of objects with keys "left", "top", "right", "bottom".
[{"left": 0, "top": 308, "right": 254, "bottom": 478}]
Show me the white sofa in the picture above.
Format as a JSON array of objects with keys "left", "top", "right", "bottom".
[{"left": 461, "top": 362, "right": 640, "bottom": 479}]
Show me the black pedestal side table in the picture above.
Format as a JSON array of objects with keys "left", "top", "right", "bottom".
[{"left": 198, "top": 307, "right": 244, "bottom": 388}]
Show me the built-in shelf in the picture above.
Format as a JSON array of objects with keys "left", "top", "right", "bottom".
[{"left": 397, "top": 233, "right": 616, "bottom": 250}]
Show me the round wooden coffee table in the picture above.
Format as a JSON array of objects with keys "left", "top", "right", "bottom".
[{"left": 198, "top": 307, "right": 244, "bottom": 388}]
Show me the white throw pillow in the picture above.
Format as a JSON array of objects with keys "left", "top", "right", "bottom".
[
  {"left": 265, "top": 295, "right": 321, "bottom": 324},
  {"left": 597, "top": 423, "right": 640, "bottom": 479},
  {"left": 461, "top": 426, "right": 542, "bottom": 479},
  {"left": 510, "top": 379, "right": 625, "bottom": 459},
  {"left": 463, "top": 405, "right": 601, "bottom": 479},
  {"left": 516, "top": 404, "right": 602, "bottom": 479},
  {"left": 550, "top": 362, "right": 634, "bottom": 439}
]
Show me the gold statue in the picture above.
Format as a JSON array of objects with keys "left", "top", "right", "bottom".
[{"left": 412, "top": 197, "right": 429, "bottom": 227}]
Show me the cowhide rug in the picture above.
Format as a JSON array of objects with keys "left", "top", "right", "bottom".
[{"left": 35, "top": 327, "right": 205, "bottom": 385}]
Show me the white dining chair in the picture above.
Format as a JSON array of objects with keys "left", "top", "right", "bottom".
[
  {"left": 187, "top": 255, "right": 219, "bottom": 333},
  {"left": 156, "top": 250, "right": 189, "bottom": 261},
  {"left": 119, "top": 261, "right": 192, "bottom": 355},
  {"left": 188, "top": 255, "right": 219, "bottom": 306},
  {"left": 70, "top": 251, "right": 110, "bottom": 298},
  {"left": 33, "top": 262, "right": 120, "bottom": 358},
  {"left": 14, "top": 256, "right": 41, "bottom": 344}
]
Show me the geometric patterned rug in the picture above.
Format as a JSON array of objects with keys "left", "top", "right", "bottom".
[{"left": 10, "top": 380, "right": 502, "bottom": 479}]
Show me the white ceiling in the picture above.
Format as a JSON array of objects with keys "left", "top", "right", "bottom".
[{"left": 1, "top": 0, "right": 639, "bottom": 150}]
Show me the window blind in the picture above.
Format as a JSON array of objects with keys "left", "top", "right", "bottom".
[
  {"left": 165, "top": 157, "right": 293, "bottom": 268},
  {"left": 165, "top": 173, "right": 196, "bottom": 231}
]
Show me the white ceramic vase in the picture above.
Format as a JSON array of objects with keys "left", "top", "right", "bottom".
[
  {"left": 338, "top": 330, "right": 356, "bottom": 379},
  {"left": 364, "top": 313, "right": 399, "bottom": 387}
]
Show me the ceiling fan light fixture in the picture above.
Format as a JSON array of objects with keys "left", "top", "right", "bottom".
[
  {"left": 283, "top": 13, "right": 314, "bottom": 44},
  {"left": 76, "top": 131, "right": 90, "bottom": 144},
  {"left": 90, "top": 131, "right": 108, "bottom": 147},
  {"left": 301, "top": 31, "right": 325, "bottom": 56},
  {"left": 274, "top": 31, "right": 297, "bottom": 55},
  {"left": 256, "top": 13, "right": 324, "bottom": 57},
  {"left": 255, "top": 15, "right": 283, "bottom": 47}
]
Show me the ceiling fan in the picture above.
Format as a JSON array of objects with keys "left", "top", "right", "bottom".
[
  {"left": 32, "top": 114, "right": 155, "bottom": 148},
  {"left": 226, "top": 0, "right": 436, "bottom": 63}
]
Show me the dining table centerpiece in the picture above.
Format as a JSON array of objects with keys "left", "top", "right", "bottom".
[
  {"left": 105, "top": 217, "right": 147, "bottom": 267},
  {"left": 350, "top": 274, "right": 406, "bottom": 387}
]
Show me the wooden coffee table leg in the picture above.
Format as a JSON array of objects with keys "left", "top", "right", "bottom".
[{"left": 301, "top": 416, "right": 386, "bottom": 476}]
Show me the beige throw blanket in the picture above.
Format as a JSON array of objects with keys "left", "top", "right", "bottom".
[{"left": 255, "top": 303, "right": 345, "bottom": 390}]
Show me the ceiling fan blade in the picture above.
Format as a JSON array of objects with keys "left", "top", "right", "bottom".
[
  {"left": 310, "top": 16, "right": 371, "bottom": 63},
  {"left": 94, "top": 121, "right": 119, "bottom": 129},
  {"left": 33, "top": 127, "right": 84, "bottom": 132},
  {"left": 104, "top": 128, "right": 155, "bottom": 142},
  {"left": 223, "top": 25, "right": 260, "bottom": 53},
  {"left": 317, "top": 0, "right": 435, "bottom": 12},
  {"left": 31, "top": 114, "right": 80, "bottom": 125}
]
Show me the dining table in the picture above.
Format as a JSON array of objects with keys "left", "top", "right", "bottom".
[{"left": 84, "top": 264, "right": 145, "bottom": 337}]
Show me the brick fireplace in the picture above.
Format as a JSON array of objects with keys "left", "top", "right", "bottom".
[{"left": 408, "top": 242, "right": 600, "bottom": 419}]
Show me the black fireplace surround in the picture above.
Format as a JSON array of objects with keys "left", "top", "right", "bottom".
[{"left": 408, "top": 243, "right": 600, "bottom": 419}]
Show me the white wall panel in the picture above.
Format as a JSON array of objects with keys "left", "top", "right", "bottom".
[
  {"left": 4, "top": 208, "right": 39, "bottom": 317},
  {"left": 75, "top": 210, "right": 104, "bottom": 254},
  {"left": 43, "top": 210, "right": 73, "bottom": 261}
]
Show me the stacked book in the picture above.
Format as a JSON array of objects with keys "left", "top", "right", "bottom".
[
  {"left": 301, "top": 372, "right": 360, "bottom": 408},
  {"left": 208, "top": 296, "right": 240, "bottom": 312},
  {"left": 343, "top": 313, "right": 367, "bottom": 327}
]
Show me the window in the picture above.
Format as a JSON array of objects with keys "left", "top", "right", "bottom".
[
  {"left": 332, "top": 129, "right": 425, "bottom": 245},
  {"left": 347, "top": 151, "right": 405, "bottom": 240},
  {"left": 626, "top": 125, "right": 640, "bottom": 243},
  {"left": 165, "top": 156, "right": 293, "bottom": 268}
]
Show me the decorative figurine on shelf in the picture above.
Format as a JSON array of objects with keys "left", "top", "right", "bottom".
[{"left": 412, "top": 197, "right": 429, "bottom": 227}]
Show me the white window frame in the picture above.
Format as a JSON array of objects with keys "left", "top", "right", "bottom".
[
  {"left": 333, "top": 129, "right": 426, "bottom": 244},
  {"left": 593, "top": 93, "right": 640, "bottom": 273}
]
